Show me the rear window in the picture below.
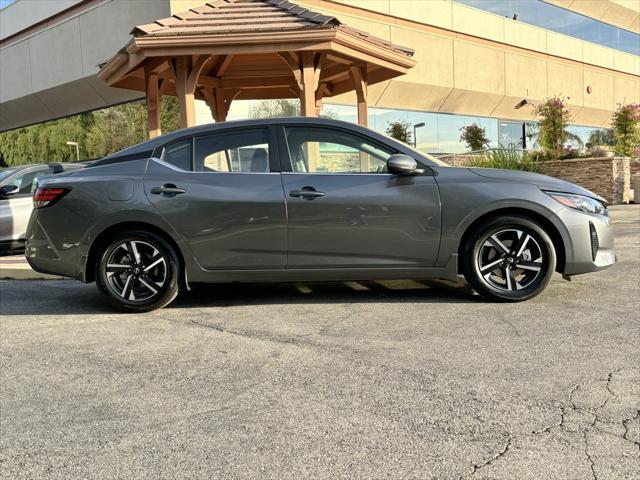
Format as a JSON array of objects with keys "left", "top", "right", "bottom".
[{"left": 0, "top": 168, "right": 18, "bottom": 183}]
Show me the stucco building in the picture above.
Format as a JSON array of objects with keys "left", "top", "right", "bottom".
[{"left": 1, "top": 0, "right": 638, "bottom": 154}]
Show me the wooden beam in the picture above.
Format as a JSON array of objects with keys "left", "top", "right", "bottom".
[
  {"left": 145, "top": 72, "right": 161, "bottom": 138},
  {"left": 187, "top": 55, "right": 215, "bottom": 93},
  {"left": 213, "top": 88, "right": 226, "bottom": 122},
  {"left": 278, "top": 51, "right": 303, "bottom": 91},
  {"left": 198, "top": 74, "right": 295, "bottom": 89},
  {"left": 215, "top": 55, "right": 234, "bottom": 77},
  {"left": 200, "top": 87, "right": 216, "bottom": 120},
  {"left": 173, "top": 56, "right": 196, "bottom": 128}
]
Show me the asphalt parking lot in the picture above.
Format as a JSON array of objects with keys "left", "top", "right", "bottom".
[{"left": 1, "top": 205, "right": 639, "bottom": 480}]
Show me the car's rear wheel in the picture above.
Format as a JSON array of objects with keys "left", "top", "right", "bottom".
[
  {"left": 96, "top": 230, "right": 180, "bottom": 312},
  {"left": 462, "top": 215, "right": 556, "bottom": 301}
]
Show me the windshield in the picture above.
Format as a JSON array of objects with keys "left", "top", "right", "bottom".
[
  {"left": 400, "top": 143, "right": 450, "bottom": 167},
  {"left": 0, "top": 168, "right": 19, "bottom": 183}
]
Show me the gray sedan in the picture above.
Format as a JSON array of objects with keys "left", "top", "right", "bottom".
[{"left": 25, "top": 118, "right": 615, "bottom": 311}]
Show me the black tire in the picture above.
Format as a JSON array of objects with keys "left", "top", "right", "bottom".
[
  {"left": 462, "top": 215, "right": 556, "bottom": 302},
  {"left": 96, "top": 230, "right": 180, "bottom": 312}
]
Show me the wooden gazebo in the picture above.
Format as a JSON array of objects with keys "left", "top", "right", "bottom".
[{"left": 98, "top": 0, "right": 415, "bottom": 138}]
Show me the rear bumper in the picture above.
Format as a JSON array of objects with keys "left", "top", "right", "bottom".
[
  {"left": 25, "top": 217, "right": 87, "bottom": 281},
  {"left": 557, "top": 207, "right": 615, "bottom": 276}
]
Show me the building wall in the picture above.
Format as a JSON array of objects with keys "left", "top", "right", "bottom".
[
  {"left": 0, "top": 0, "right": 171, "bottom": 131},
  {"left": 0, "top": 0, "right": 638, "bottom": 132},
  {"left": 298, "top": 0, "right": 640, "bottom": 127}
]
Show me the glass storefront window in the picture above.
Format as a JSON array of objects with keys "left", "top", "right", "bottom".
[
  {"left": 456, "top": 0, "right": 640, "bottom": 55},
  {"left": 369, "top": 107, "right": 499, "bottom": 155}
]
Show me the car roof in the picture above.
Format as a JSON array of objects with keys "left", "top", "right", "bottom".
[{"left": 101, "top": 117, "right": 381, "bottom": 161}]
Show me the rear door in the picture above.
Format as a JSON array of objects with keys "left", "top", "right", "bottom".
[
  {"left": 279, "top": 124, "right": 441, "bottom": 268},
  {"left": 144, "top": 126, "right": 287, "bottom": 270}
]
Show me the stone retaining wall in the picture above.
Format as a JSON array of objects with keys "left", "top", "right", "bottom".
[
  {"left": 541, "top": 157, "right": 630, "bottom": 204},
  {"left": 438, "top": 155, "right": 631, "bottom": 204}
]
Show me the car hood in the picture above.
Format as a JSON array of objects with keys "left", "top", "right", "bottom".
[{"left": 467, "top": 168, "right": 606, "bottom": 203}]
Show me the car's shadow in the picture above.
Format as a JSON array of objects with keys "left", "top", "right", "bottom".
[
  {"left": 172, "top": 279, "right": 478, "bottom": 309},
  {"left": 0, "top": 279, "right": 479, "bottom": 316}
]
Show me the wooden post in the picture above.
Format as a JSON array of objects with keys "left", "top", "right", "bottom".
[
  {"left": 173, "top": 56, "right": 196, "bottom": 128},
  {"left": 351, "top": 64, "right": 369, "bottom": 171},
  {"left": 279, "top": 51, "right": 325, "bottom": 118},
  {"left": 350, "top": 65, "right": 368, "bottom": 127},
  {"left": 145, "top": 72, "right": 161, "bottom": 138},
  {"left": 300, "top": 52, "right": 316, "bottom": 117}
]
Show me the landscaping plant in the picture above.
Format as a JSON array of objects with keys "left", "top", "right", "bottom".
[
  {"left": 385, "top": 121, "right": 413, "bottom": 145},
  {"left": 459, "top": 123, "right": 490, "bottom": 151},
  {"left": 532, "top": 97, "right": 582, "bottom": 158},
  {"left": 468, "top": 147, "right": 542, "bottom": 173},
  {"left": 611, "top": 103, "right": 640, "bottom": 158}
]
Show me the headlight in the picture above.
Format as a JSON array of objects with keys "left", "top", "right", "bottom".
[{"left": 545, "top": 191, "right": 606, "bottom": 215}]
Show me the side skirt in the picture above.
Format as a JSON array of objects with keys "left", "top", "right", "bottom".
[{"left": 188, "top": 254, "right": 459, "bottom": 284}]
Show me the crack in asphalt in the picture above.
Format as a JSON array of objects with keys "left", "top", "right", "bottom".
[
  {"left": 461, "top": 368, "right": 639, "bottom": 478},
  {"left": 182, "top": 318, "right": 640, "bottom": 478},
  {"left": 582, "top": 430, "right": 597, "bottom": 480},
  {"left": 623, "top": 410, "right": 640, "bottom": 451},
  {"left": 459, "top": 435, "right": 512, "bottom": 479}
]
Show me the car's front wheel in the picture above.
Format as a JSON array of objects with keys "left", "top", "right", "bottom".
[
  {"left": 96, "top": 230, "right": 180, "bottom": 312},
  {"left": 462, "top": 215, "right": 556, "bottom": 301}
]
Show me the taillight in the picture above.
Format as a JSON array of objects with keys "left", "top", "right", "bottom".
[{"left": 33, "top": 187, "right": 70, "bottom": 208}]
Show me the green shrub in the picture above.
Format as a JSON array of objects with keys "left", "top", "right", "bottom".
[{"left": 468, "top": 148, "right": 542, "bottom": 173}]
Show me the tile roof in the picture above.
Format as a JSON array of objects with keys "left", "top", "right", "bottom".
[{"left": 131, "top": 0, "right": 414, "bottom": 56}]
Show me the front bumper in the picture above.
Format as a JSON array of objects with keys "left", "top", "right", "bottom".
[{"left": 556, "top": 207, "right": 615, "bottom": 276}]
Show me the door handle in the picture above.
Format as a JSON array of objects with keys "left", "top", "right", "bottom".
[
  {"left": 289, "top": 187, "right": 325, "bottom": 199},
  {"left": 150, "top": 184, "right": 186, "bottom": 197}
]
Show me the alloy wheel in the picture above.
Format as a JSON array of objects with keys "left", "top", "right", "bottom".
[
  {"left": 104, "top": 240, "right": 167, "bottom": 301},
  {"left": 475, "top": 228, "right": 544, "bottom": 292}
]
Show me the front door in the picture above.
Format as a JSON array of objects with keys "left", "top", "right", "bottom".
[
  {"left": 280, "top": 125, "right": 441, "bottom": 268},
  {"left": 144, "top": 126, "right": 287, "bottom": 270}
]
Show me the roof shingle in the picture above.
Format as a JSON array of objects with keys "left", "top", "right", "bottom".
[{"left": 130, "top": 0, "right": 413, "bottom": 56}]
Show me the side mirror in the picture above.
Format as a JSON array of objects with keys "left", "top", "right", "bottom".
[
  {"left": 0, "top": 185, "right": 19, "bottom": 199},
  {"left": 387, "top": 154, "right": 424, "bottom": 176}
]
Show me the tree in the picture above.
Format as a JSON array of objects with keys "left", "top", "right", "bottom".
[
  {"left": 385, "top": 121, "right": 412, "bottom": 145},
  {"left": 249, "top": 99, "right": 299, "bottom": 119},
  {"left": 611, "top": 103, "right": 640, "bottom": 158},
  {"left": 532, "top": 96, "right": 582, "bottom": 158},
  {"left": 459, "top": 123, "right": 490, "bottom": 151},
  {"left": 586, "top": 129, "right": 615, "bottom": 148},
  {"left": 0, "top": 97, "right": 181, "bottom": 165}
]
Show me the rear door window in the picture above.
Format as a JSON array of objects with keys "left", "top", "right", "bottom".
[
  {"left": 194, "top": 128, "right": 271, "bottom": 173},
  {"left": 159, "top": 139, "right": 193, "bottom": 171}
]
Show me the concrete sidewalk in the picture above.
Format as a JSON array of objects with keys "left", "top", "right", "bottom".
[{"left": 0, "top": 254, "right": 62, "bottom": 280}]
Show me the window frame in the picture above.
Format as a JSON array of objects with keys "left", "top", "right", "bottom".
[
  {"left": 152, "top": 125, "right": 281, "bottom": 174},
  {"left": 277, "top": 123, "right": 427, "bottom": 175}
]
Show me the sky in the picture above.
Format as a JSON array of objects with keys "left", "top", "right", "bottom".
[{"left": 0, "top": 0, "right": 16, "bottom": 9}]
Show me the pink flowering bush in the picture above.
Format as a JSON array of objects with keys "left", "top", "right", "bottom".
[{"left": 611, "top": 103, "right": 640, "bottom": 158}]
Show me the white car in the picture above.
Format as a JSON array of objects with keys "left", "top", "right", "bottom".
[{"left": 0, "top": 163, "right": 84, "bottom": 254}]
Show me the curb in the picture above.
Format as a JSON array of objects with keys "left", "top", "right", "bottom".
[
  {"left": 0, "top": 255, "right": 65, "bottom": 280},
  {"left": 0, "top": 268, "right": 65, "bottom": 280}
]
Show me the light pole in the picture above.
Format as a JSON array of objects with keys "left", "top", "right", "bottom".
[
  {"left": 413, "top": 122, "right": 425, "bottom": 148},
  {"left": 66, "top": 141, "right": 80, "bottom": 162}
]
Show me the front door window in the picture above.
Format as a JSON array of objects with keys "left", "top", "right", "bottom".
[{"left": 285, "top": 126, "right": 395, "bottom": 174}]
